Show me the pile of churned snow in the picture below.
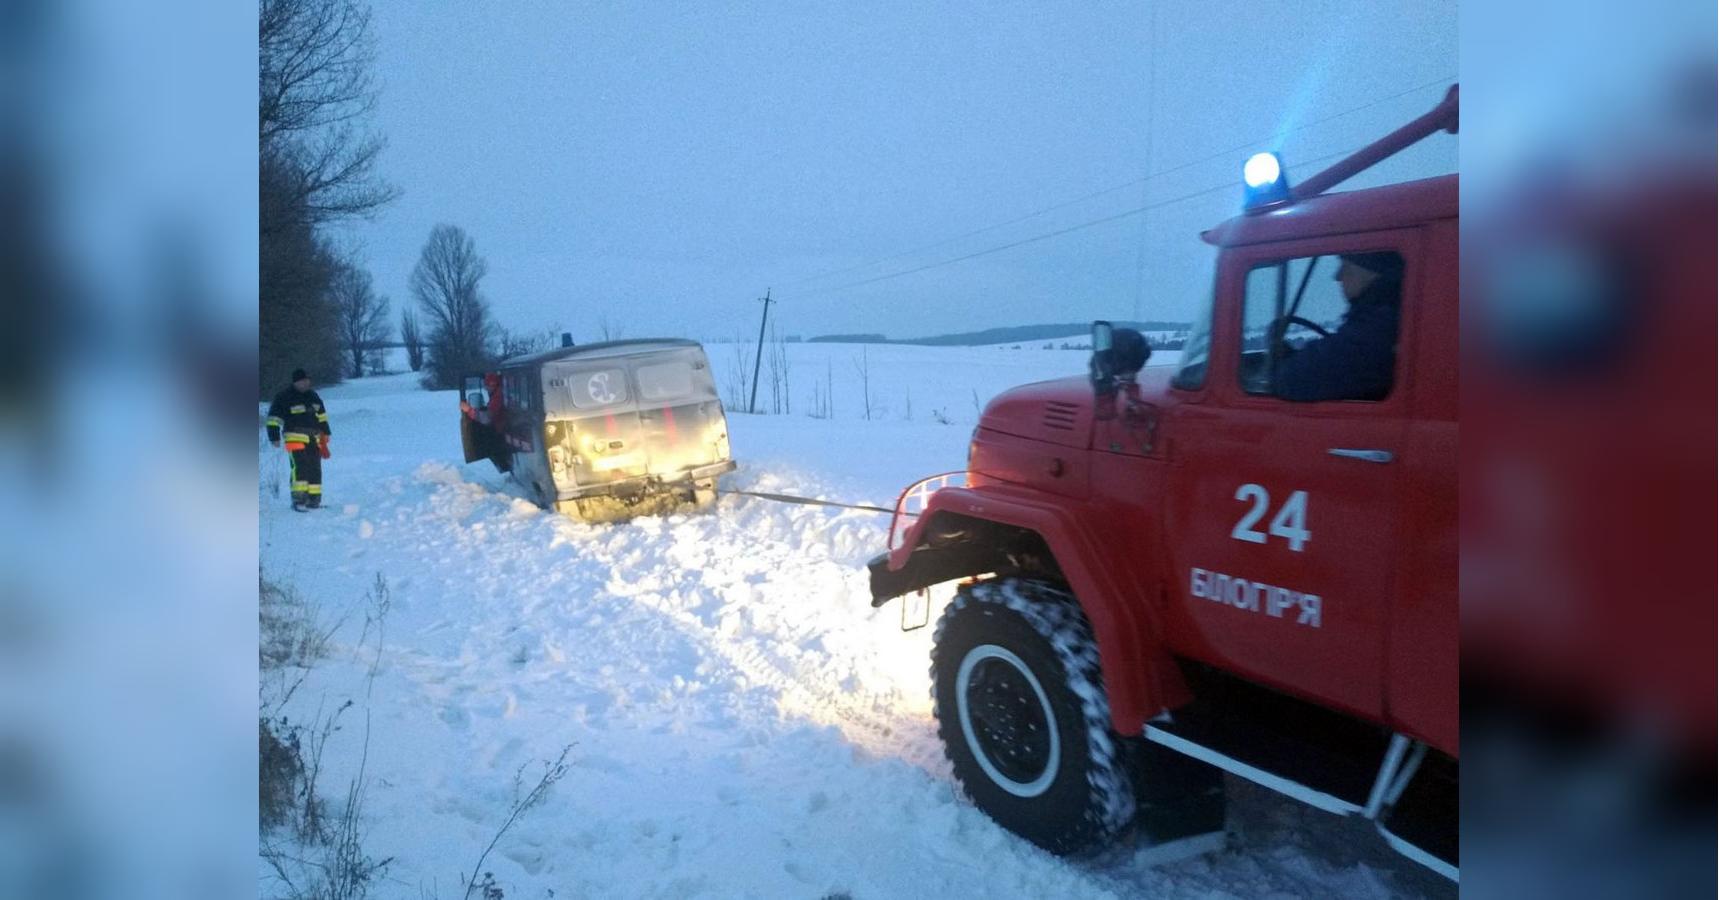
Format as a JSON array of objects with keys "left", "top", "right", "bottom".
[{"left": 259, "top": 348, "right": 1447, "bottom": 899}]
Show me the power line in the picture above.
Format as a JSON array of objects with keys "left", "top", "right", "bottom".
[
  {"left": 791, "top": 142, "right": 1369, "bottom": 300},
  {"left": 783, "top": 74, "right": 1455, "bottom": 290}
]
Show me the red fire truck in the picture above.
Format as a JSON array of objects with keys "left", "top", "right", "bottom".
[{"left": 870, "top": 88, "right": 1459, "bottom": 880}]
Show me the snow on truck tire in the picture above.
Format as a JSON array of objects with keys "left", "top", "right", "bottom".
[{"left": 931, "top": 578, "right": 1135, "bottom": 856}]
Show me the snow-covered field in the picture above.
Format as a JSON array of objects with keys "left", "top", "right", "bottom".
[{"left": 259, "top": 344, "right": 1449, "bottom": 899}]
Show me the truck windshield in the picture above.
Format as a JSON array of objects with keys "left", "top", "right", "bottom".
[{"left": 1172, "top": 286, "right": 1215, "bottom": 390}]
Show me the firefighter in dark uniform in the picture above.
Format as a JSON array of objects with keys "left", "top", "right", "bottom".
[
  {"left": 1273, "top": 252, "right": 1404, "bottom": 402},
  {"left": 266, "top": 368, "right": 332, "bottom": 510}
]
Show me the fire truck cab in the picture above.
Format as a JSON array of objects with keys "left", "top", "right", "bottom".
[{"left": 870, "top": 89, "right": 1459, "bottom": 879}]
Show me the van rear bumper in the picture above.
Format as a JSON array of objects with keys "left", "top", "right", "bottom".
[{"left": 553, "top": 459, "right": 736, "bottom": 502}]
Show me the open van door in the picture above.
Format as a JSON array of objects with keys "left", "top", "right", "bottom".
[
  {"left": 459, "top": 373, "right": 486, "bottom": 464},
  {"left": 460, "top": 372, "right": 514, "bottom": 473}
]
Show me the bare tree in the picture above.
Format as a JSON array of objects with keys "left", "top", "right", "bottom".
[
  {"left": 723, "top": 339, "right": 752, "bottom": 412},
  {"left": 260, "top": 216, "right": 344, "bottom": 394},
  {"left": 258, "top": 0, "right": 396, "bottom": 394},
  {"left": 333, "top": 262, "right": 390, "bottom": 378},
  {"left": 597, "top": 313, "right": 625, "bottom": 342},
  {"left": 411, "top": 224, "right": 496, "bottom": 389},
  {"left": 854, "top": 347, "right": 873, "bottom": 421},
  {"left": 399, "top": 309, "right": 423, "bottom": 372},
  {"left": 259, "top": 0, "right": 397, "bottom": 231},
  {"left": 806, "top": 357, "right": 833, "bottom": 419},
  {"left": 497, "top": 327, "right": 558, "bottom": 360},
  {"left": 765, "top": 324, "right": 792, "bottom": 415}
]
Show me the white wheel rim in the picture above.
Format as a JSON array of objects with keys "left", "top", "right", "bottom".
[{"left": 955, "top": 643, "right": 1061, "bottom": 798}]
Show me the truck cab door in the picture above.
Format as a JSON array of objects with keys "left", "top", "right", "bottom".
[
  {"left": 1164, "top": 231, "right": 1421, "bottom": 720},
  {"left": 459, "top": 373, "right": 486, "bottom": 464}
]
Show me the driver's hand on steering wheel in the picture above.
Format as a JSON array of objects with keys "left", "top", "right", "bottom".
[{"left": 1266, "top": 319, "right": 1295, "bottom": 357}]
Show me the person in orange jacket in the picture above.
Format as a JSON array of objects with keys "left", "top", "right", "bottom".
[
  {"left": 265, "top": 368, "right": 332, "bottom": 511},
  {"left": 459, "top": 372, "right": 513, "bottom": 472},
  {"left": 459, "top": 372, "right": 505, "bottom": 429}
]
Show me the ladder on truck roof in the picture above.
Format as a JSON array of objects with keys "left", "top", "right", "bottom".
[{"left": 1291, "top": 84, "right": 1459, "bottom": 202}]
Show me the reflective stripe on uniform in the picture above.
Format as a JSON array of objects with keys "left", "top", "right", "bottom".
[
  {"left": 316, "top": 413, "right": 329, "bottom": 422},
  {"left": 305, "top": 485, "right": 323, "bottom": 495},
  {"left": 283, "top": 432, "right": 312, "bottom": 442},
  {"left": 289, "top": 405, "right": 307, "bottom": 413},
  {"left": 265, "top": 417, "right": 283, "bottom": 428},
  {"left": 292, "top": 482, "right": 310, "bottom": 491}
]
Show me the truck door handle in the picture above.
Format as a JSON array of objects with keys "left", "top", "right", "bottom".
[{"left": 1328, "top": 448, "right": 1393, "bottom": 464}]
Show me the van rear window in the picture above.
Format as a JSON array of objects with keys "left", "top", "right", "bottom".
[
  {"left": 568, "top": 368, "right": 628, "bottom": 409},
  {"left": 636, "top": 362, "right": 694, "bottom": 401}
]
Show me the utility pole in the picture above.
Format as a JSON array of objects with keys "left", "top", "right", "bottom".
[
  {"left": 747, "top": 288, "right": 774, "bottom": 414},
  {"left": 1131, "top": 0, "right": 1158, "bottom": 324}
]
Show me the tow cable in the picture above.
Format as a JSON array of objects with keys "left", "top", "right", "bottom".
[
  {"left": 731, "top": 469, "right": 966, "bottom": 523},
  {"left": 729, "top": 488, "right": 937, "bottom": 632},
  {"left": 727, "top": 486, "right": 950, "bottom": 632},
  {"left": 727, "top": 489, "right": 900, "bottom": 516}
]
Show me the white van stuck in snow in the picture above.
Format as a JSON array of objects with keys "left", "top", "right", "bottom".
[{"left": 462, "top": 339, "right": 736, "bottom": 522}]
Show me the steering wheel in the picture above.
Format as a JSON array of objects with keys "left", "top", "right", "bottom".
[
  {"left": 1269, "top": 315, "right": 1331, "bottom": 341},
  {"left": 1262, "top": 315, "right": 1331, "bottom": 388}
]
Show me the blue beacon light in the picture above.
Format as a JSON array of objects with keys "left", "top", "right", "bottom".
[{"left": 1242, "top": 152, "right": 1291, "bottom": 211}]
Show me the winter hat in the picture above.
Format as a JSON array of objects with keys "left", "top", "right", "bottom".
[
  {"left": 1340, "top": 252, "right": 1405, "bottom": 281},
  {"left": 291, "top": 368, "right": 309, "bottom": 382}
]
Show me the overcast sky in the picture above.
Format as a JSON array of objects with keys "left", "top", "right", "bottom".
[{"left": 343, "top": 1, "right": 1457, "bottom": 343}]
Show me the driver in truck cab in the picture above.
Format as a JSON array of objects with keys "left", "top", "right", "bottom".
[{"left": 1273, "top": 251, "right": 1403, "bottom": 402}]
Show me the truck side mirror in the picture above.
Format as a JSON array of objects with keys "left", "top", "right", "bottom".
[
  {"left": 1111, "top": 328, "right": 1151, "bottom": 376},
  {"left": 1090, "top": 321, "right": 1118, "bottom": 386},
  {"left": 1090, "top": 322, "right": 1152, "bottom": 385},
  {"left": 1090, "top": 321, "right": 1118, "bottom": 418},
  {"left": 1092, "top": 321, "right": 1114, "bottom": 354}
]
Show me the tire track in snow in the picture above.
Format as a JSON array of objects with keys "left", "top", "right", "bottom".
[
  {"left": 367, "top": 464, "right": 938, "bottom": 774},
  {"left": 552, "top": 492, "right": 952, "bottom": 771}
]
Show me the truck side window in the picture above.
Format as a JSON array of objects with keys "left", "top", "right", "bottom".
[{"left": 1239, "top": 251, "right": 1403, "bottom": 402}]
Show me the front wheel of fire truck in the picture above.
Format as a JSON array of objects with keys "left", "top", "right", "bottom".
[{"left": 931, "top": 578, "right": 1135, "bottom": 856}]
